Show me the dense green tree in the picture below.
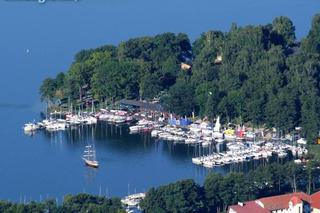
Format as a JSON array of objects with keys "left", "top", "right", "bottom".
[
  {"left": 158, "top": 56, "right": 179, "bottom": 89},
  {"left": 203, "top": 173, "right": 224, "bottom": 212},
  {"left": 75, "top": 45, "right": 117, "bottom": 63},
  {"left": 40, "top": 78, "right": 56, "bottom": 102},
  {"left": 271, "top": 16, "right": 296, "bottom": 46},
  {"left": 162, "top": 81, "right": 195, "bottom": 116},
  {"left": 194, "top": 82, "right": 219, "bottom": 117},
  {"left": 300, "top": 90, "right": 320, "bottom": 142},
  {"left": 91, "top": 60, "right": 142, "bottom": 102},
  {"left": 306, "top": 160, "right": 320, "bottom": 194},
  {"left": 302, "top": 14, "right": 320, "bottom": 54},
  {"left": 0, "top": 195, "right": 124, "bottom": 213},
  {"left": 141, "top": 179, "right": 205, "bottom": 213},
  {"left": 118, "top": 37, "right": 154, "bottom": 61},
  {"left": 268, "top": 163, "right": 288, "bottom": 194},
  {"left": 265, "top": 88, "right": 299, "bottom": 131},
  {"left": 219, "top": 173, "right": 254, "bottom": 211},
  {"left": 62, "top": 194, "right": 124, "bottom": 213},
  {"left": 139, "top": 73, "right": 162, "bottom": 100}
]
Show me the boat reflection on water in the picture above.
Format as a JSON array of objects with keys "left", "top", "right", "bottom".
[{"left": 84, "top": 166, "right": 98, "bottom": 184}]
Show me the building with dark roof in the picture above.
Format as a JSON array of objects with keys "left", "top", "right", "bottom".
[{"left": 118, "top": 99, "right": 164, "bottom": 112}]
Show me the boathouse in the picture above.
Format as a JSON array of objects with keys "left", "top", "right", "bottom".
[{"left": 119, "top": 99, "right": 164, "bottom": 112}]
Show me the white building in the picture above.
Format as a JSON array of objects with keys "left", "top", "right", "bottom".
[{"left": 229, "top": 191, "right": 320, "bottom": 213}]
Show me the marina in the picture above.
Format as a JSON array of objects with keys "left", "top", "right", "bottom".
[
  {"left": 24, "top": 107, "right": 308, "bottom": 170},
  {"left": 191, "top": 141, "right": 307, "bottom": 168}
]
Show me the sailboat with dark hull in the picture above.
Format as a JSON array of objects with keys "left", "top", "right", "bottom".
[{"left": 82, "top": 145, "right": 99, "bottom": 168}]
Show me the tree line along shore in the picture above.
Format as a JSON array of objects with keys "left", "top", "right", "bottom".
[{"left": 40, "top": 14, "right": 320, "bottom": 143}]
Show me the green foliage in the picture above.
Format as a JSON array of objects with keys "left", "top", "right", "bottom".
[
  {"left": 91, "top": 59, "right": 143, "bottom": 101},
  {"left": 190, "top": 15, "right": 320, "bottom": 142},
  {"left": 75, "top": 45, "right": 117, "bottom": 63},
  {"left": 203, "top": 172, "right": 256, "bottom": 212},
  {"left": 141, "top": 161, "right": 320, "bottom": 213},
  {"left": 308, "top": 145, "right": 320, "bottom": 161},
  {"left": 40, "top": 78, "right": 56, "bottom": 102},
  {"left": 140, "top": 179, "right": 205, "bottom": 213},
  {"left": 203, "top": 173, "right": 224, "bottom": 212},
  {"left": 140, "top": 72, "right": 162, "bottom": 100},
  {"left": 302, "top": 14, "right": 320, "bottom": 54},
  {"left": 40, "top": 14, "right": 320, "bottom": 142},
  {"left": 62, "top": 194, "right": 124, "bottom": 213},
  {"left": 0, "top": 195, "right": 124, "bottom": 213},
  {"left": 162, "top": 81, "right": 195, "bottom": 116},
  {"left": 271, "top": 16, "right": 296, "bottom": 46}
]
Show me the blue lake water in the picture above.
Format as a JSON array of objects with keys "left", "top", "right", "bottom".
[{"left": 0, "top": 0, "right": 319, "bottom": 202}]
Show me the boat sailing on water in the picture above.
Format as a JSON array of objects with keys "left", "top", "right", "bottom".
[{"left": 82, "top": 145, "right": 99, "bottom": 168}]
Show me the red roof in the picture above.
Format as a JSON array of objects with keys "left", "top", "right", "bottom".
[
  {"left": 229, "top": 201, "right": 270, "bottom": 213},
  {"left": 290, "top": 196, "right": 302, "bottom": 206},
  {"left": 311, "top": 191, "right": 320, "bottom": 210},
  {"left": 257, "top": 192, "right": 310, "bottom": 211}
]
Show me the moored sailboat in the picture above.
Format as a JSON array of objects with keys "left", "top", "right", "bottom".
[
  {"left": 23, "top": 122, "right": 39, "bottom": 132},
  {"left": 82, "top": 145, "right": 99, "bottom": 168}
]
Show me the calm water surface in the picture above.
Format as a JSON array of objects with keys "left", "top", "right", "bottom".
[{"left": 0, "top": 0, "right": 319, "bottom": 201}]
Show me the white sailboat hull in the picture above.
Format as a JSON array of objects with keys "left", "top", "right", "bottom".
[{"left": 82, "top": 157, "right": 99, "bottom": 168}]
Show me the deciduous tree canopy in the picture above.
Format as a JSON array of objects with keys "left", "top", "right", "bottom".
[{"left": 40, "top": 14, "right": 320, "bottom": 142}]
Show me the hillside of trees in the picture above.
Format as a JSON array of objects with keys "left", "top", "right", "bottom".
[
  {"left": 40, "top": 14, "right": 320, "bottom": 142},
  {"left": 140, "top": 161, "right": 320, "bottom": 213}
]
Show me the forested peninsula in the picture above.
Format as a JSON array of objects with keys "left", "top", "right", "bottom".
[{"left": 40, "top": 14, "right": 320, "bottom": 142}]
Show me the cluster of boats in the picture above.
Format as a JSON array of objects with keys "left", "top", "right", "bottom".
[
  {"left": 192, "top": 141, "right": 308, "bottom": 168},
  {"left": 97, "top": 109, "right": 133, "bottom": 123},
  {"left": 23, "top": 109, "right": 135, "bottom": 134},
  {"left": 128, "top": 116, "right": 224, "bottom": 145},
  {"left": 129, "top": 119, "right": 162, "bottom": 133},
  {"left": 126, "top": 115, "right": 309, "bottom": 169},
  {"left": 65, "top": 113, "right": 97, "bottom": 125},
  {"left": 150, "top": 124, "right": 218, "bottom": 146},
  {"left": 146, "top": 117, "right": 242, "bottom": 146},
  {"left": 121, "top": 193, "right": 145, "bottom": 213},
  {"left": 23, "top": 115, "right": 97, "bottom": 133},
  {"left": 24, "top": 108, "right": 309, "bottom": 170},
  {"left": 23, "top": 119, "right": 68, "bottom": 132}
]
